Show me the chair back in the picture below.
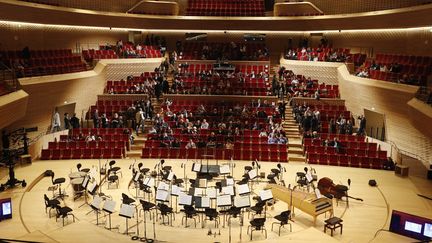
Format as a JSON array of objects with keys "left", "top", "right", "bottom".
[
  {"left": 44, "top": 194, "right": 49, "bottom": 206},
  {"left": 77, "top": 163, "right": 82, "bottom": 171},
  {"left": 109, "top": 160, "right": 116, "bottom": 168}
]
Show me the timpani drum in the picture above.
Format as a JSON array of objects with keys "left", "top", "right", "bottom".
[
  {"left": 71, "top": 177, "right": 85, "bottom": 192},
  {"left": 69, "top": 171, "right": 87, "bottom": 179}
]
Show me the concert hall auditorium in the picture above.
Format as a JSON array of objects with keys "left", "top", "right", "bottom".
[{"left": 1, "top": 0, "right": 432, "bottom": 242}]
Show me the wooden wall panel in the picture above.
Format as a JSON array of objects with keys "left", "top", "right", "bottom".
[
  {"left": 279, "top": 59, "right": 343, "bottom": 85},
  {"left": 0, "top": 90, "right": 29, "bottom": 129}
]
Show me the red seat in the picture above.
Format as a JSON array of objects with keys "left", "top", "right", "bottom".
[
  {"left": 61, "top": 149, "right": 72, "bottom": 160},
  {"left": 41, "top": 149, "right": 51, "bottom": 160}
]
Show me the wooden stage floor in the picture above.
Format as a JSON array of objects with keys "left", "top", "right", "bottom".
[{"left": 0, "top": 158, "right": 431, "bottom": 243}]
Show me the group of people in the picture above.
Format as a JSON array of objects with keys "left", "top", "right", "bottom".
[
  {"left": 51, "top": 109, "right": 80, "bottom": 132},
  {"left": 356, "top": 61, "right": 422, "bottom": 85},
  {"left": 146, "top": 99, "right": 288, "bottom": 149},
  {"left": 285, "top": 47, "right": 350, "bottom": 63},
  {"left": 273, "top": 67, "right": 325, "bottom": 100}
]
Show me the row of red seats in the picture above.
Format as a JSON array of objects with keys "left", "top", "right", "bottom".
[
  {"left": 306, "top": 145, "right": 385, "bottom": 158},
  {"left": 142, "top": 147, "right": 288, "bottom": 162},
  {"left": 22, "top": 64, "right": 87, "bottom": 77},
  {"left": 307, "top": 153, "right": 385, "bottom": 170},
  {"left": 96, "top": 100, "right": 134, "bottom": 106},
  {"left": 375, "top": 53, "right": 432, "bottom": 66},
  {"left": 82, "top": 49, "right": 118, "bottom": 62},
  {"left": 70, "top": 128, "right": 131, "bottom": 136},
  {"left": 1, "top": 49, "right": 73, "bottom": 59},
  {"left": 25, "top": 56, "right": 82, "bottom": 66},
  {"left": 304, "top": 134, "right": 364, "bottom": 142},
  {"left": 41, "top": 148, "right": 124, "bottom": 160},
  {"left": 368, "top": 70, "right": 426, "bottom": 85},
  {"left": 134, "top": 50, "right": 162, "bottom": 58},
  {"left": 290, "top": 47, "right": 349, "bottom": 54},
  {"left": 48, "top": 140, "right": 127, "bottom": 150},
  {"left": 364, "top": 62, "right": 430, "bottom": 77},
  {"left": 278, "top": 13, "right": 324, "bottom": 16}
]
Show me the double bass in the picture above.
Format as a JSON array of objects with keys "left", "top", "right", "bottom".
[{"left": 317, "top": 177, "right": 363, "bottom": 201}]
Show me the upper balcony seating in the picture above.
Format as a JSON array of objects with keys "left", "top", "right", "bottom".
[
  {"left": 1, "top": 49, "right": 87, "bottom": 77},
  {"left": 186, "top": 0, "right": 265, "bottom": 16}
]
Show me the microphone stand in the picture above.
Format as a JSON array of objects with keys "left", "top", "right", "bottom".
[{"left": 289, "top": 185, "right": 297, "bottom": 217}]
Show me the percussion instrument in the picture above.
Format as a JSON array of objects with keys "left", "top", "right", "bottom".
[
  {"left": 69, "top": 171, "right": 87, "bottom": 179},
  {"left": 71, "top": 177, "right": 85, "bottom": 192}
]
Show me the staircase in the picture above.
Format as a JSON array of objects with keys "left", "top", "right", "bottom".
[
  {"left": 125, "top": 96, "right": 162, "bottom": 158},
  {"left": 283, "top": 108, "right": 306, "bottom": 163}
]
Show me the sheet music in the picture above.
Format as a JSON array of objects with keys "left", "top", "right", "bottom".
[
  {"left": 259, "top": 189, "right": 273, "bottom": 201},
  {"left": 314, "top": 188, "right": 322, "bottom": 199},
  {"left": 171, "top": 185, "right": 184, "bottom": 196},
  {"left": 234, "top": 195, "right": 251, "bottom": 208},
  {"left": 195, "top": 196, "right": 210, "bottom": 208},
  {"left": 217, "top": 195, "right": 232, "bottom": 207},
  {"left": 167, "top": 172, "right": 175, "bottom": 181},
  {"left": 194, "top": 188, "right": 204, "bottom": 197},
  {"left": 89, "top": 167, "right": 97, "bottom": 179},
  {"left": 143, "top": 177, "right": 155, "bottom": 187},
  {"left": 192, "top": 163, "right": 201, "bottom": 172},
  {"left": 103, "top": 200, "right": 116, "bottom": 213},
  {"left": 226, "top": 178, "right": 235, "bottom": 186},
  {"left": 91, "top": 195, "right": 103, "bottom": 209},
  {"left": 237, "top": 184, "right": 250, "bottom": 195},
  {"left": 222, "top": 186, "right": 235, "bottom": 196},
  {"left": 179, "top": 193, "right": 192, "bottom": 206},
  {"left": 119, "top": 204, "right": 135, "bottom": 218},
  {"left": 157, "top": 181, "right": 170, "bottom": 191},
  {"left": 306, "top": 172, "right": 313, "bottom": 183},
  {"left": 156, "top": 189, "right": 170, "bottom": 202},
  {"left": 207, "top": 187, "right": 217, "bottom": 199},
  {"left": 87, "top": 181, "right": 98, "bottom": 194},
  {"left": 82, "top": 176, "right": 90, "bottom": 187},
  {"left": 219, "top": 165, "right": 230, "bottom": 174},
  {"left": 134, "top": 171, "right": 141, "bottom": 182},
  {"left": 248, "top": 169, "right": 258, "bottom": 180}
]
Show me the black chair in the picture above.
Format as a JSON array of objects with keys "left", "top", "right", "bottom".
[
  {"left": 50, "top": 171, "right": 67, "bottom": 199},
  {"left": 44, "top": 194, "right": 60, "bottom": 218},
  {"left": 109, "top": 160, "right": 122, "bottom": 177},
  {"left": 55, "top": 205, "right": 75, "bottom": 226},
  {"left": 77, "top": 163, "right": 90, "bottom": 173},
  {"left": 248, "top": 217, "right": 267, "bottom": 240},
  {"left": 158, "top": 203, "right": 174, "bottom": 225},
  {"left": 204, "top": 208, "right": 220, "bottom": 228},
  {"left": 182, "top": 205, "right": 199, "bottom": 228},
  {"left": 107, "top": 168, "right": 119, "bottom": 189},
  {"left": 296, "top": 172, "right": 309, "bottom": 191},
  {"left": 272, "top": 210, "right": 292, "bottom": 236},
  {"left": 249, "top": 201, "right": 265, "bottom": 218}
]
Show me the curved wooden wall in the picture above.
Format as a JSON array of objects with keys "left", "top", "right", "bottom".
[
  {"left": 1, "top": 0, "right": 431, "bottom": 31},
  {"left": 11, "top": 58, "right": 162, "bottom": 134},
  {"left": 0, "top": 90, "right": 29, "bottom": 129}
]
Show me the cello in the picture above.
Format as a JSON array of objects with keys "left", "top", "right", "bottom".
[{"left": 317, "top": 177, "right": 363, "bottom": 201}]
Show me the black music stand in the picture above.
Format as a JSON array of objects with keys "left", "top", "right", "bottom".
[
  {"left": 79, "top": 175, "right": 91, "bottom": 208},
  {"left": 259, "top": 189, "right": 273, "bottom": 218},
  {"left": 195, "top": 196, "right": 211, "bottom": 228},
  {"left": 90, "top": 195, "right": 104, "bottom": 226},
  {"left": 178, "top": 193, "right": 193, "bottom": 227},
  {"left": 232, "top": 195, "right": 251, "bottom": 242},
  {"left": 103, "top": 200, "right": 118, "bottom": 231},
  {"left": 119, "top": 203, "right": 135, "bottom": 235},
  {"left": 217, "top": 194, "right": 232, "bottom": 228}
]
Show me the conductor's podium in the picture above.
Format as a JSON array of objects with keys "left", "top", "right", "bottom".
[{"left": 266, "top": 183, "right": 333, "bottom": 225}]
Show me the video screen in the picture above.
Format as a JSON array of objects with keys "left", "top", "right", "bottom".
[
  {"left": 405, "top": 221, "right": 422, "bottom": 233},
  {"left": 2, "top": 202, "right": 11, "bottom": 215},
  {"left": 424, "top": 223, "right": 432, "bottom": 238}
]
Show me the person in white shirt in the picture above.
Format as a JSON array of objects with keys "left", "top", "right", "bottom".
[
  {"left": 135, "top": 108, "right": 145, "bottom": 135},
  {"left": 201, "top": 119, "right": 209, "bottom": 129},
  {"left": 185, "top": 139, "right": 196, "bottom": 149},
  {"left": 51, "top": 108, "right": 61, "bottom": 132}
]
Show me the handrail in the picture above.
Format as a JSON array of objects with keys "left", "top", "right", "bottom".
[{"left": 386, "top": 139, "right": 430, "bottom": 168}]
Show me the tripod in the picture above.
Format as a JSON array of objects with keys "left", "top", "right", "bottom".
[{"left": 0, "top": 158, "right": 26, "bottom": 192}]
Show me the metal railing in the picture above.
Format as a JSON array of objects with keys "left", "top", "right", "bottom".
[
  {"left": 387, "top": 140, "right": 430, "bottom": 169},
  {"left": 0, "top": 61, "right": 19, "bottom": 92}
]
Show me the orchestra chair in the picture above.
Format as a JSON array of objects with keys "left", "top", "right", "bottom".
[
  {"left": 107, "top": 168, "right": 119, "bottom": 189},
  {"left": 248, "top": 217, "right": 267, "bottom": 240},
  {"left": 76, "top": 163, "right": 90, "bottom": 173},
  {"left": 181, "top": 205, "right": 199, "bottom": 228},
  {"left": 249, "top": 200, "right": 265, "bottom": 219},
  {"left": 49, "top": 171, "right": 67, "bottom": 199},
  {"left": 295, "top": 172, "right": 309, "bottom": 191},
  {"left": 109, "top": 160, "right": 122, "bottom": 177},
  {"left": 44, "top": 194, "right": 60, "bottom": 218},
  {"left": 204, "top": 208, "right": 220, "bottom": 228},
  {"left": 139, "top": 200, "right": 155, "bottom": 220},
  {"left": 158, "top": 203, "right": 174, "bottom": 226},
  {"left": 271, "top": 210, "right": 292, "bottom": 236},
  {"left": 139, "top": 181, "right": 153, "bottom": 201},
  {"left": 55, "top": 204, "right": 75, "bottom": 226}
]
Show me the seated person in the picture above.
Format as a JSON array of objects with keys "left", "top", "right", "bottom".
[
  {"left": 196, "top": 138, "right": 207, "bottom": 148},
  {"left": 170, "top": 138, "right": 180, "bottom": 148},
  {"left": 207, "top": 132, "right": 217, "bottom": 147},
  {"left": 225, "top": 139, "right": 234, "bottom": 150},
  {"left": 383, "top": 157, "right": 395, "bottom": 170}
]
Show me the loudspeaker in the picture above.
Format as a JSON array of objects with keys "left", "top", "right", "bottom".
[{"left": 368, "top": 179, "right": 377, "bottom": 187}]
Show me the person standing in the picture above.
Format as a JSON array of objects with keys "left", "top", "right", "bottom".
[
  {"left": 70, "top": 113, "right": 80, "bottom": 129},
  {"left": 64, "top": 113, "right": 71, "bottom": 130},
  {"left": 93, "top": 109, "right": 100, "bottom": 128},
  {"left": 51, "top": 108, "right": 61, "bottom": 132}
]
